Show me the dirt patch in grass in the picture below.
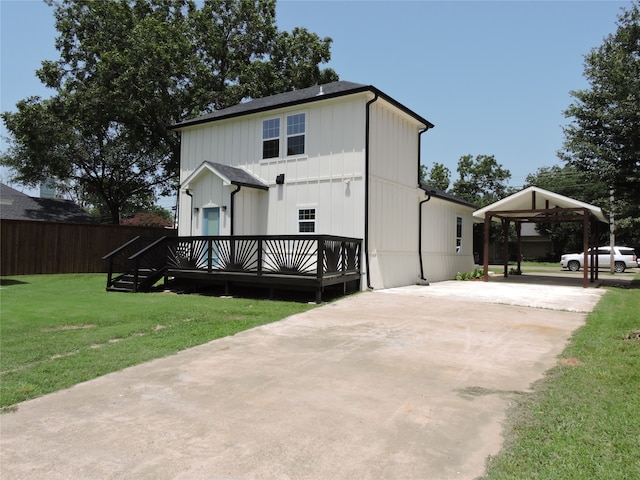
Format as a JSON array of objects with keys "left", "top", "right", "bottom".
[
  {"left": 623, "top": 330, "right": 640, "bottom": 340},
  {"left": 42, "top": 324, "right": 96, "bottom": 332},
  {"left": 560, "top": 357, "right": 582, "bottom": 366}
]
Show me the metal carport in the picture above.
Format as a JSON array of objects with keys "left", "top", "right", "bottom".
[{"left": 473, "top": 186, "right": 609, "bottom": 288}]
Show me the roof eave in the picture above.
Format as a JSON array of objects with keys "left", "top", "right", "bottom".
[{"left": 170, "top": 84, "right": 434, "bottom": 131}]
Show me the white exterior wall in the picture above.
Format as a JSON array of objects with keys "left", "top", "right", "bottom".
[
  {"left": 367, "top": 100, "right": 424, "bottom": 289},
  {"left": 177, "top": 94, "right": 369, "bottom": 239},
  {"left": 419, "top": 196, "right": 476, "bottom": 282},
  {"left": 176, "top": 89, "right": 475, "bottom": 289}
]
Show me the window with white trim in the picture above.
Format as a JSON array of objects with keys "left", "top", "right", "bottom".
[
  {"left": 286, "top": 113, "right": 306, "bottom": 156},
  {"left": 262, "top": 112, "right": 306, "bottom": 160},
  {"left": 298, "top": 208, "right": 316, "bottom": 233},
  {"left": 456, "top": 216, "right": 462, "bottom": 253},
  {"left": 262, "top": 118, "right": 280, "bottom": 159}
]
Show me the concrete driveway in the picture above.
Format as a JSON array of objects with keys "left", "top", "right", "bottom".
[{"left": 0, "top": 280, "right": 606, "bottom": 480}]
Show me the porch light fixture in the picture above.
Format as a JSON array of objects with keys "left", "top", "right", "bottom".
[
  {"left": 193, "top": 207, "right": 199, "bottom": 213},
  {"left": 221, "top": 205, "right": 227, "bottom": 211},
  {"left": 276, "top": 173, "right": 285, "bottom": 185}
]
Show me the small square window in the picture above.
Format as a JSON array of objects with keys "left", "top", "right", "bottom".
[{"left": 298, "top": 208, "right": 315, "bottom": 233}]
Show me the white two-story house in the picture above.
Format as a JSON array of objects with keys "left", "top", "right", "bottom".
[{"left": 169, "top": 81, "right": 476, "bottom": 294}]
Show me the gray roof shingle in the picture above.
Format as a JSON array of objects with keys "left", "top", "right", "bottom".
[
  {"left": 0, "top": 183, "right": 96, "bottom": 223},
  {"left": 208, "top": 162, "right": 268, "bottom": 190},
  {"left": 171, "top": 81, "right": 434, "bottom": 130}
]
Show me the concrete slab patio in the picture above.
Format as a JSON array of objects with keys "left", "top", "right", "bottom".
[{"left": 0, "top": 281, "right": 607, "bottom": 480}]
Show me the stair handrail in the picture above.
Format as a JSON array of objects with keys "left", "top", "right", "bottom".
[
  {"left": 128, "top": 236, "right": 171, "bottom": 292},
  {"left": 103, "top": 236, "right": 143, "bottom": 289},
  {"left": 127, "top": 236, "right": 171, "bottom": 261},
  {"left": 102, "top": 235, "right": 143, "bottom": 261}
]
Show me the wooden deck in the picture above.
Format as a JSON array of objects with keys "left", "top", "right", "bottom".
[{"left": 104, "top": 235, "right": 362, "bottom": 303}]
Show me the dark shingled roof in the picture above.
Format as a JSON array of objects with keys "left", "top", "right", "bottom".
[
  {"left": 208, "top": 162, "right": 268, "bottom": 190},
  {"left": 419, "top": 182, "right": 479, "bottom": 209},
  {"left": 0, "top": 183, "right": 96, "bottom": 223},
  {"left": 171, "top": 81, "right": 434, "bottom": 130}
]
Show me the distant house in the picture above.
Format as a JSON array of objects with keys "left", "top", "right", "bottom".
[
  {"left": 169, "top": 81, "right": 477, "bottom": 291},
  {"left": 0, "top": 183, "right": 95, "bottom": 224}
]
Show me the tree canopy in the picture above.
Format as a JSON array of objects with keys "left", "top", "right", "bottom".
[
  {"left": 450, "top": 154, "right": 512, "bottom": 207},
  {"left": 419, "top": 162, "right": 451, "bottom": 191},
  {"left": 560, "top": 0, "right": 640, "bottom": 214},
  {"left": 1, "top": 0, "right": 338, "bottom": 223}
]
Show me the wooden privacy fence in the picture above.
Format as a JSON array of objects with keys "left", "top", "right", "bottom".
[{"left": 0, "top": 219, "right": 177, "bottom": 276}]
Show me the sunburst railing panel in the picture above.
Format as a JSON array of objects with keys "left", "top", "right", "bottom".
[{"left": 262, "top": 238, "right": 319, "bottom": 275}]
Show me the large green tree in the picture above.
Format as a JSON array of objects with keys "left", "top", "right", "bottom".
[
  {"left": 450, "top": 154, "right": 512, "bottom": 206},
  {"left": 1, "top": 0, "right": 337, "bottom": 223},
  {"left": 419, "top": 162, "right": 451, "bottom": 191},
  {"left": 559, "top": 1, "right": 640, "bottom": 225},
  {"left": 525, "top": 165, "right": 610, "bottom": 257},
  {"left": 527, "top": 163, "right": 640, "bottom": 252}
]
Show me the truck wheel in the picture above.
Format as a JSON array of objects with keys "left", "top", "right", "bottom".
[{"left": 614, "top": 261, "right": 626, "bottom": 273}]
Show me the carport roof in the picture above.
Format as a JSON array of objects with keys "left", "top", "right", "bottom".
[{"left": 473, "top": 186, "right": 608, "bottom": 223}]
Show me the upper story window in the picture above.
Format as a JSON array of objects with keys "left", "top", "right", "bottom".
[
  {"left": 286, "top": 113, "right": 306, "bottom": 156},
  {"left": 262, "top": 112, "right": 306, "bottom": 159},
  {"left": 262, "top": 118, "right": 280, "bottom": 159}
]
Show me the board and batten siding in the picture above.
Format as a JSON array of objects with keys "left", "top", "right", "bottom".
[
  {"left": 178, "top": 94, "right": 369, "bottom": 239},
  {"left": 419, "top": 195, "right": 476, "bottom": 282},
  {"left": 366, "top": 99, "right": 425, "bottom": 289}
]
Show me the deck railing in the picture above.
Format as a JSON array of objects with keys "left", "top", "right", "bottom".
[
  {"left": 166, "top": 235, "right": 361, "bottom": 279},
  {"left": 105, "top": 235, "right": 362, "bottom": 298}
]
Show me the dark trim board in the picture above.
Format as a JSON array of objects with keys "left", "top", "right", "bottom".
[{"left": 167, "top": 268, "right": 361, "bottom": 303}]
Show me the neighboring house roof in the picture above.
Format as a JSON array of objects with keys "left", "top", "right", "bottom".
[
  {"left": 171, "top": 81, "right": 435, "bottom": 131},
  {"left": 520, "top": 223, "right": 549, "bottom": 238},
  {"left": 182, "top": 162, "right": 269, "bottom": 191},
  {"left": 0, "top": 183, "right": 96, "bottom": 223},
  {"left": 473, "top": 186, "right": 608, "bottom": 224},
  {"left": 419, "top": 182, "right": 478, "bottom": 209}
]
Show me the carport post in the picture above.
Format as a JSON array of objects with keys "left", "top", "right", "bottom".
[
  {"left": 483, "top": 213, "right": 491, "bottom": 281},
  {"left": 583, "top": 209, "right": 589, "bottom": 288},
  {"left": 515, "top": 221, "right": 522, "bottom": 274},
  {"left": 502, "top": 219, "right": 510, "bottom": 277}
]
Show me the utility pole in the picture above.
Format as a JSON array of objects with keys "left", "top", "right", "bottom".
[{"left": 610, "top": 188, "right": 615, "bottom": 274}]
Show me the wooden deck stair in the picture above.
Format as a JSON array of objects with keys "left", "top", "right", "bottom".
[{"left": 106, "top": 268, "right": 165, "bottom": 293}]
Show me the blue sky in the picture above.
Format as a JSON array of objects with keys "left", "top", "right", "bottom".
[{"left": 0, "top": 0, "right": 631, "bottom": 202}]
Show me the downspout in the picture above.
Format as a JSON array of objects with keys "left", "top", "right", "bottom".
[
  {"left": 417, "top": 126, "right": 432, "bottom": 282},
  {"left": 419, "top": 192, "right": 432, "bottom": 282},
  {"left": 230, "top": 185, "right": 241, "bottom": 236},
  {"left": 364, "top": 92, "right": 379, "bottom": 290},
  {"left": 185, "top": 188, "right": 193, "bottom": 236}
]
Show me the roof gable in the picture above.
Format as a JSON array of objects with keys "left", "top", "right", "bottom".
[
  {"left": 182, "top": 162, "right": 268, "bottom": 190},
  {"left": 171, "top": 81, "right": 434, "bottom": 131},
  {"left": 473, "top": 186, "right": 608, "bottom": 223}
]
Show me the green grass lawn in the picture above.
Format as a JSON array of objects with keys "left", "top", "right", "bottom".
[
  {"left": 3, "top": 273, "right": 639, "bottom": 478},
  {"left": 0, "top": 274, "right": 316, "bottom": 408},
  {"left": 481, "top": 277, "right": 640, "bottom": 480}
]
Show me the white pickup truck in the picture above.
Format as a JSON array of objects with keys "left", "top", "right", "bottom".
[{"left": 560, "top": 246, "right": 638, "bottom": 273}]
